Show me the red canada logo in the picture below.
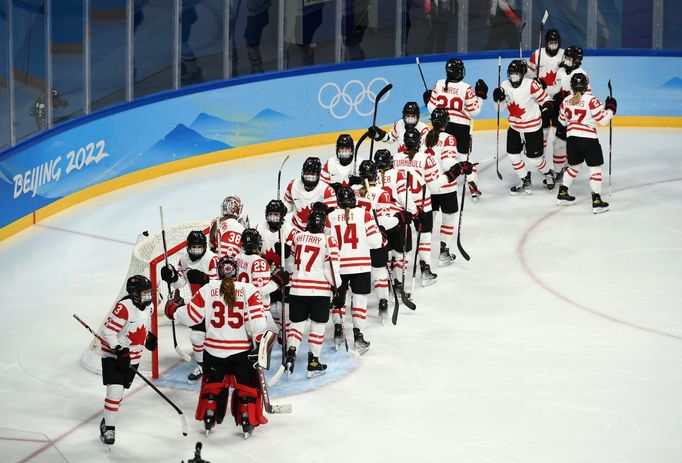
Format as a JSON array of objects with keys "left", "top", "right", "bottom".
[
  {"left": 127, "top": 325, "right": 147, "bottom": 346},
  {"left": 544, "top": 70, "right": 557, "bottom": 87},
  {"left": 297, "top": 205, "right": 311, "bottom": 224},
  {"left": 508, "top": 101, "right": 526, "bottom": 119}
]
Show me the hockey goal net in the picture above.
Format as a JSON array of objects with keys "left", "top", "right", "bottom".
[{"left": 80, "top": 221, "right": 210, "bottom": 379}]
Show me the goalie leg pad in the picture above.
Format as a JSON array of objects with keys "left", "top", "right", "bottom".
[
  {"left": 258, "top": 330, "right": 277, "bottom": 370},
  {"left": 231, "top": 382, "right": 268, "bottom": 427},
  {"left": 195, "top": 380, "right": 227, "bottom": 422}
]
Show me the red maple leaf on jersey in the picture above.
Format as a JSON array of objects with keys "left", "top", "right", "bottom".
[
  {"left": 543, "top": 70, "right": 557, "bottom": 87},
  {"left": 508, "top": 101, "right": 526, "bottom": 119},
  {"left": 297, "top": 205, "right": 311, "bottom": 225},
  {"left": 127, "top": 325, "right": 147, "bottom": 346}
]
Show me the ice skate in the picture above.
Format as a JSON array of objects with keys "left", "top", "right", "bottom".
[
  {"left": 333, "top": 323, "right": 344, "bottom": 350},
  {"left": 510, "top": 172, "right": 532, "bottom": 196},
  {"left": 394, "top": 279, "right": 411, "bottom": 300},
  {"left": 438, "top": 242, "right": 456, "bottom": 267},
  {"left": 420, "top": 261, "right": 438, "bottom": 286},
  {"left": 542, "top": 169, "right": 557, "bottom": 190},
  {"left": 556, "top": 185, "right": 575, "bottom": 206},
  {"left": 468, "top": 181, "right": 481, "bottom": 202},
  {"left": 204, "top": 410, "right": 215, "bottom": 436},
  {"left": 242, "top": 413, "right": 254, "bottom": 440},
  {"left": 352, "top": 328, "right": 370, "bottom": 355},
  {"left": 284, "top": 346, "right": 296, "bottom": 375},
  {"left": 99, "top": 418, "right": 115, "bottom": 446},
  {"left": 378, "top": 299, "right": 388, "bottom": 324},
  {"left": 307, "top": 352, "right": 327, "bottom": 378},
  {"left": 188, "top": 364, "right": 203, "bottom": 382},
  {"left": 592, "top": 193, "right": 609, "bottom": 214},
  {"left": 554, "top": 168, "right": 564, "bottom": 183}
]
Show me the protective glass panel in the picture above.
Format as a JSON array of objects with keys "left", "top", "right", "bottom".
[
  {"left": 468, "top": 0, "right": 527, "bottom": 52},
  {"left": 134, "top": 0, "right": 173, "bottom": 98},
  {"left": 594, "top": 0, "right": 649, "bottom": 49},
  {"left": 405, "top": 0, "right": 459, "bottom": 56},
  {"left": 51, "top": 0, "right": 84, "bottom": 126},
  {"left": 531, "top": 0, "right": 588, "bottom": 50},
  {"left": 342, "top": 0, "right": 396, "bottom": 61},
  {"left": 90, "top": 1, "right": 126, "bottom": 110},
  {"left": 231, "top": 0, "right": 278, "bottom": 78},
  {"left": 285, "top": 0, "right": 337, "bottom": 69},
  {"left": 0, "top": 0, "right": 10, "bottom": 149},
  {"left": 181, "top": 0, "right": 224, "bottom": 85},
  {"left": 12, "top": 0, "right": 46, "bottom": 142},
  {"left": 663, "top": 1, "right": 682, "bottom": 50}
]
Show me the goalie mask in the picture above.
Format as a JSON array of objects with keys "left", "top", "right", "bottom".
[
  {"left": 126, "top": 275, "right": 152, "bottom": 309},
  {"left": 216, "top": 256, "right": 239, "bottom": 279},
  {"left": 507, "top": 59, "right": 527, "bottom": 88},
  {"left": 402, "top": 101, "right": 420, "bottom": 129},
  {"left": 186, "top": 230, "right": 207, "bottom": 262},
  {"left": 221, "top": 195, "right": 243, "bottom": 219},
  {"left": 336, "top": 134, "right": 354, "bottom": 167},
  {"left": 241, "top": 228, "right": 263, "bottom": 255},
  {"left": 301, "top": 157, "right": 322, "bottom": 191},
  {"left": 265, "top": 199, "right": 286, "bottom": 231}
]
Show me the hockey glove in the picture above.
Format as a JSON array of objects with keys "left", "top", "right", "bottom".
[
  {"left": 492, "top": 87, "right": 506, "bottom": 103},
  {"left": 605, "top": 96, "right": 617, "bottom": 115},
  {"left": 330, "top": 182, "right": 343, "bottom": 195},
  {"left": 331, "top": 285, "right": 348, "bottom": 309},
  {"left": 113, "top": 345, "right": 131, "bottom": 369},
  {"left": 422, "top": 90, "right": 432, "bottom": 105},
  {"left": 348, "top": 175, "right": 363, "bottom": 187},
  {"left": 272, "top": 269, "right": 290, "bottom": 288},
  {"left": 412, "top": 210, "right": 425, "bottom": 233},
  {"left": 312, "top": 201, "right": 334, "bottom": 215},
  {"left": 394, "top": 210, "right": 413, "bottom": 227},
  {"left": 164, "top": 289, "right": 185, "bottom": 320},
  {"left": 541, "top": 100, "right": 555, "bottom": 114},
  {"left": 475, "top": 79, "right": 489, "bottom": 99},
  {"left": 160, "top": 264, "right": 178, "bottom": 284},
  {"left": 445, "top": 161, "right": 474, "bottom": 182},
  {"left": 368, "top": 125, "right": 387, "bottom": 141},
  {"left": 534, "top": 77, "right": 547, "bottom": 90},
  {"left": 554, "top": 89, "right": 569, "bottom": 104},
  {"left": 274, "top": 242, "right": 292, "bottom": 259},
  {"left": 187, "top": 269, "right": 209, "bottom": 286},
  {"left": 144, "top": 331, "right": 157, "bottom": 351}
]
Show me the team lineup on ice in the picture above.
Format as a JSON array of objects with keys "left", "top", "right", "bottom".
[{"left": 2, "top": 29, "right": 682, "bottom": 463}]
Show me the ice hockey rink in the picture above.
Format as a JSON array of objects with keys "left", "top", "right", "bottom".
[{"left": 1, "top": 127, "right": 681, "bottom": 463}]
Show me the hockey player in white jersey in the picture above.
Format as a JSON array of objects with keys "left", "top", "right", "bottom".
[
  {"left": 425, "top": 58, "right": 487, "bottom": 200},
  {"left": 164, "top": 256, "right": 273, "bottom": 438},
  {"left": 210, "top": 195, "right": 247, "bottom": 258},
  {"left": 98, "top": 275, "right": 156, "bottom": 446},
  {"left": 321, "top": 134, "right": 363, "bottom": 193},
  {"left": 527, "top": 29, "right": 565, "bottom": 174},
  {"left": 367, "top": 101, "right": 430, "bottom": 150},
  {"left": 284, "top": 208, "right": 341, "bottom": 377},
  {"left": 327, "top": 186, "right": 382, "bottom": 352},
  {"left": 160, "top": 231, "right": 218, "bottom": 382},
  {"left": 556, "top": 73, "right": 616, "bottom": 214},
  {"left": 284, "top": 157, "right": 338, "bottom": 231},
  {"left": 493, "top": 59, "right": 557, "bottom": 195}
]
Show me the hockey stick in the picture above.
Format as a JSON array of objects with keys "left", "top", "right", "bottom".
[
  {"left": 536, "top": 10, "right": 549, "bottom": 78},
  {"left": 277, "top": 155, "right": 290, "bottom": 201},
  {"left": 329, "top": 258, "right": 361, "bottom": 357},
  {"left": 608, "top": 79, "right": 613, "bottom": 197},
  {"left": 495, "top": 56, "right": 503, "bottom": 180},
  {"left": 410, "top": 185, "right": 428, "bottom": 297},
  {"left": 416, "top": 57, "right": 428, "bottom": 91},
  {"left": 393, "top": 170, "right": 412, "bottom": 325},
  {"left": 518, "top": 22, "right": 526, "bottom": 59},
  {"left": 159, "top": 207, "right": 192, "bottom": 362},
  {"left": 368, "top": 83, "right": 393, "bottom": 163},
  {"left": 353, "top": 130, "right": 370, "bottom": 175},
  {"left": 276, "top": 155, "right": 290, "bottom": 364},
  {"left": 456, "top": 123, "right": 474, "bottom": 262},
  {"left": 73, "top": 314, "right": 189, "bottom": 436}
]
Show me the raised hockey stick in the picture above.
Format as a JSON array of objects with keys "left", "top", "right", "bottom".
[
  {"left": 608, "top": 79, "right": 613, "bottom": 197},
  {"left": 277, "top": 155, "right": 290, "bottom": 201},
  {"left": 518, "top": 22, "right": 526, "bottom": 59},
  {"left": 409, "top": 185, "right": 428, "bottom": 296},
  {"left": 456, "top": 124, "right": 475, "bottom": 262},
  {"left": 536, "top": 10, "right": 549, "bottom": 78},
  {"left": 353, "top": 130, "right": 370, "bottom": 175},
  {"left": 416, "top": 56, "right": 428, "bottom": 91},
  {"left": 159, "top": 206, "right": 192, "bottom": 362},
  {"left": 495, "top": 56, "right": 503, "bottom": 180},
  {"left": 73, "top": 314, "right": 189, "bottom": 436},
  {"left": 368, "top": 83, "right": 393, "bottom": 162}
]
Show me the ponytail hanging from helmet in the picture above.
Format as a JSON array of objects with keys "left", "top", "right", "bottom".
[{"left": 220, "top": 278, "right": 237, "bottom": 308}]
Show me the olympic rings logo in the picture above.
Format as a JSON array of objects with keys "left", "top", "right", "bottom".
[{"left": 318, "top": 77, "right": 390, "bottom": 119}]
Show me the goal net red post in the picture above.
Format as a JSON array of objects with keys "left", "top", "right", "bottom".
[{"left": 80, "top": 221, "right": 210, "bottom": 379}]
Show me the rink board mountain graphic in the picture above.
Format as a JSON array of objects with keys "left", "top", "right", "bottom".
[
  {"left": 189, "top": 109, "right": 291, "bottom": 147},
  {"left": 145, "top": 123, "right": 231, "bottom": 160},
  {"left": 659, "top": 77, "right": 682, "bottom": 90}
]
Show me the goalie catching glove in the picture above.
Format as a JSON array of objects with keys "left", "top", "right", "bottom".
[{"left": 164, "top": 289, "right": 185, "bottom": 320}]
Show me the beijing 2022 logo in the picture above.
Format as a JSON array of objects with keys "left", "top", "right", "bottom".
[{"left": 318, "top": 77, "right": 390, "bottom": 119}]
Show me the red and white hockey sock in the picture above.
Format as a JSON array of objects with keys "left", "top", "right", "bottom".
[
  {"left": 189, "top": 329, "right": 205, "bottom": 364},
  {"left": 103, "top": 384, "right": 124, "bottom": 427},
  {"left": 588, "top": 166, "right": 603, "bottom": 194},
  {"left": 562, "top": 164, "right": 581, "bottom": 188},
  {"left": 331, "top": 303, "right": 347, "bottom": 325},
  {"left": 350, "top": 294, "right": 368, "bottom": 331},
  {"left": 286, "top": 321, "right": 306, "bottom": 351},
  {"left": 372, "top": 267, "right": 389, "bottom": 300},
  {"left": 553, "top": 137, "right": 567, "bottom": 171},
  {"left": 391, "top": 251, "right": 408, "bottom": 281},
  {"left": 417, "top": 233, "right": 431, "bottom": 264},
  {"left": 531, "top": 156, "right": 551, "bottom": 174},
  {"left": 308, "top": 321, "right": 325, "bottom": 357},
  {"left": 507, "top": 153, "right": 527, "bottom": 178},
  {"left": 468, "top": 164, "right": 480, "bottom": 184},
  {"left": 440, "top": 213, "right": 456, "bottom": 248}
]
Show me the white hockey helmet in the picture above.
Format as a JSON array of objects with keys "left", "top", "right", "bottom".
[{"left": 221, "top": 195, "right": 243, "bottom": 218}]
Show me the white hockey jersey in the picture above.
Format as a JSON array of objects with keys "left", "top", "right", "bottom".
[
  {"left": 284, "top": 178, "right": 338, "bottom": 231},
  {"left": 499, "top": 77, "right": 549, "bottom": 133},
  {"left": 235, "top": 252, "right": 278, "bottom": 310},
  {"left": 210, "top": 217, "right": 244, "bottom": 258},
  {"left": 527, "top": 48, "right": 565, "bottom": 97},
  {"left": 326, "top": 206, "right": 382, "bottom": 275},
  {"left": 290, "top": 231, "right": 341, "bottom": 297},
  {"left": 377, "top": 168, "right": 417, "bottom": 214},
  {"left": 171, "top": 249, "right": 219, "bottom": 296},
  {"left": 176, "top": 280, "right": 266, "bottom": 358},
  {"left": 424, "top": 132, "right": 459, "bottom": 195},
  {"left": 321, "top": 157, "right": 354, "bottom": 185},
  {"left": 551, "top": 66, "right": 591, "bottom": 99},
  {"left": 558, "top": 93, "right": 614, "bottom": 139},
  {"left": 381, "top": 120, "right": 430, "bottom": 149},
  {"left": 100, "top": 299, "right": 153, "bottom": 364},
  {"left": 255, "top": 221, "right": 297, "bottom": 270},
  {"left": 393, "top": 147, "right": 445, "bottom": 211},
  {"left": 427, "top": 80, "right": 483, "bottom": 126}
]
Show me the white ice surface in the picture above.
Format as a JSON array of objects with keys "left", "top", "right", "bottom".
[{"left": 1, "top": 128, "right": 681, "bottom": 463}]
